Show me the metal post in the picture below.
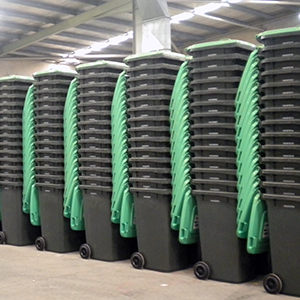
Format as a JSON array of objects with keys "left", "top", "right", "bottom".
[{"left": 133, "top": 0, "right": 171, "bottom": 54}]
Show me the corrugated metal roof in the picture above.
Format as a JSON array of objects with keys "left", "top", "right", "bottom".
[{"left": 0, "top": 0, "right": 297, "bottom": 64}]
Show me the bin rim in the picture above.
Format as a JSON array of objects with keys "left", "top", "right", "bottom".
[
  {"left": 257, "top": 26, "right": 300, "bottom": 42},
  {"left": 186, "top": 39, "right": 255, "bottom": 53}
]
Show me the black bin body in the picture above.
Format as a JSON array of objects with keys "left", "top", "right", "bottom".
[
  {"left": 1, "top": 186, "right": 40, "bottom": 245},
  {"left": 133, "top": 193, "right": 197, "bottom": 272},
  {"left": 38, "top": 188, "right": 85, "bottom": 253},
  {"left": 195, "top": 193, "right": 259, "bottom": 283},
  {"left": 265, "top": 198, "right": 300, "bottom": 297},
  {"left": 82, "top": 190, "right": 137, "bottom": 261}
]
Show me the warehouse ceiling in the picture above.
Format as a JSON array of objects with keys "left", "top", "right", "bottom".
[{"left": 0, "top": 0, "right": 298, "bottom": 64}]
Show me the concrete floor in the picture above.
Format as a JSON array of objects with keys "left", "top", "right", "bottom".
[{"left": 0, "top": 245, "right": 296, "bottom": 300}]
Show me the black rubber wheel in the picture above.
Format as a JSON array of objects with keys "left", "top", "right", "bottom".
[
  {"left": 130, "top": 252, "right": 145, "bottom": 269},
  {"left": 0, "top": 231, "right": 6, "bottom": 244},
  {"left": 35, "top": 237, "right": 46, "bottom": 251},
  {"left": 263, "top": 273, "right": 283, "bottom": 294},
  {"left": 194, "top": 261, "right": 210, "bottom": 280},
  {"left": 79, "top": 243, "right": 92, "bottom": 259}
]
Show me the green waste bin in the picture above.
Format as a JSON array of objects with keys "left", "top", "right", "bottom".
[
  {"left": 76, "top": 61, "right": 137, "bottom": 261},
  {"left": 33, "top": 70, "right": 85, "bottom": 253},
  {"left": 187, "top": 40, "right": 267, "bottom": 283},
  {"left": 125, "top": 51, "right": 198, "bottom": 272},
  {"left": 0, "top": 77, "right": 40, "bottom": 246},
  {"left": 258, "top": 26, "right": 300, "bottom": 297}
]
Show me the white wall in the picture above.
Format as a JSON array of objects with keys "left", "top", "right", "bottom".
[{"left": 0, "top": 60, "right": 75, "bottom": 78}]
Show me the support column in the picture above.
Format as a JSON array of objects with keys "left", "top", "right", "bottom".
[{"left": 133, "top": 0, "right": 171, "bottom": 54}]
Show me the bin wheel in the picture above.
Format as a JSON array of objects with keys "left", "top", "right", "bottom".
[
  {"left": 79, "top": 243, "right": 92, "bottom": 259},
  {"left": 0, "top": 231, "right": 6, "bottom": 244},
  {"left": 35, "top": 237, "right": 46, "bottom": 251},
  {"left": 130, "top": 252, "right": 145, "bottom": 269},
  {"left": 194, "top": 261, "right": 210, "bottom": 280},
  {"left": 263, "top": 273, "right": 283, "bottom": 294}
]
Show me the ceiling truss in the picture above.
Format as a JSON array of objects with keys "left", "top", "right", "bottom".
[{"left": 0, "top": 0, "right": 297, "bottom": 64}]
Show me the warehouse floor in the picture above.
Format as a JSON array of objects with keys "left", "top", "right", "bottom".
[{"left": 0, "top": 245, "right": 296, "bottom": 300}]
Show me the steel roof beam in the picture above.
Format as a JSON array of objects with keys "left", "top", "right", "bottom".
[
  {"left": 4, "top": 52, "right": 127, "bottom": 60},
  {"left": 167, "top": 3, "right": 228, "bottom": 34},
  {"left": 40, "top": 39, "right": 88, "bottom": 49},
  {"left": 104, "top": 40, "right": 132, "bottom": 49},
  {"left": 58, "top": 32, "right": 104, "bottom": 42},
  {"left": 76, "top": 53, "right": 128, "bottom": 59},
  {"left": 77, "top": 24, "right": 123, "bottom": 36},
  {"left": 100, "top": 17, "right": 132, "bottom": 28},
  {"left": 0, "top": 21, "right": 37, "bottom": 33},
  {"left": 168, "top": 3, "right": 193, "bottom": 11},
  {"left": 11, "top": 50, "right": 61, "bottom": 58},
  {"left": 6, "top": 0, "right": 79, "bottom": 16},
  {"left": 0, "top": 32, "right": 20, "bottom": 40},
  {"left": 21, "top": 45, "right": 69, "bottom": 54},
  {"left": 181, "top": 20, "right": 227, "bottom": 34},
  {"left": 68, "top": 0, "right": 105, "bottom": 6},
  {"left": 204, "top": 12, "right": 263, "bottom": 30},
  {"left": 228, "top": 3, "right": 273, "bottom": 19},
  {"left": 169, "top": 0, "right": 300, "bottom": 3},
  {"left": 172, "top": 30, "right": 203, "bottom": 41},
  {"left": 0, "top": 0, "right": 132, "bottom": 57},
  {"left": 279, "top": 5, "right": 300, "bottom": 12},
  {"left": 7, "top": 0, "right": 131, "bottom": 27},
  {"left": 0, "top": 9, "right": 57, "bottom": 24},
  {"left": 246, "top": 1, "right": 300, "bottom": 5},
  {"left": 84, "top": 48, "right": 132, "bottom": 55}
]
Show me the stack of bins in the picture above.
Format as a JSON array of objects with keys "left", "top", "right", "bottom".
[
  {"left": 258, "top": 27, "right": 300, "bottom": 297},
  {"left": 0, "top": 76, "right": 40, "bottom": 246},
  {"left": 235, "top": 47, "right": 269, "bottom": 256},
  {"left": 125, "top": 51, "right": 196, "bottom": 272},
  {"left": 33, "top": 70, "right": 85, "bottom": 253},
  {"left": 76, "top": 61, "right": 136, "bottom": 261},
  {"left": 187, "top": 40, "right": 260, "bottom": 283}
]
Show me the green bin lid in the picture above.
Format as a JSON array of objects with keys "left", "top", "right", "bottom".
[
  {"left": 33, "top": 69, "right": 77, "bottom": 78},
  {"left": 124, "top": 50, "right": 187, "bottom": 63},
  {"left": 0, "top": 75, "right": 34, "bottom": 83},
  {"left": 186, "top": 39, "right": 255, "bottom": 53},
  {"left": 76, "top": 60, "right": 127, "bottom": 71},
  {"left": 257, "top": 26, "right": 300, "bottom": 42}
]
